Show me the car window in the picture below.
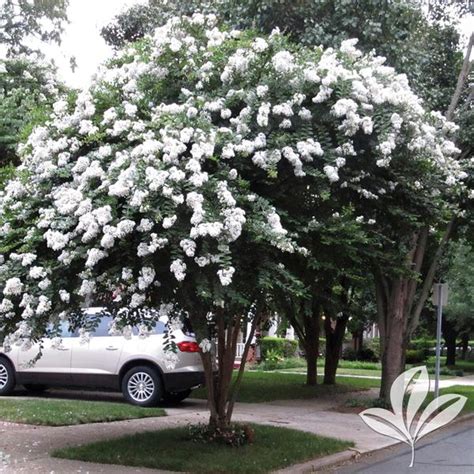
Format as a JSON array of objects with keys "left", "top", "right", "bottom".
[
  {"left": 91, "top": 315, "right": 113, "bottom": 337},
  {"left": 132, "top": 321, "right": 166, "bottom": 336},
  {"left": 60, "top": 321, "right": 75, "bottom": 338},
  {"left": 154, "top": 321, "right": 166, "bottom": 334}
]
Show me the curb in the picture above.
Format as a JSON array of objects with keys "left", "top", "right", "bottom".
[{"left": 273, "top": 449, "right": 358, "bottom": 473}]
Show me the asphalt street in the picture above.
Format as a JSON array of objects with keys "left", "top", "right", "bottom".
[{"left": 335, "top": 419, "right": 474, "bottom": 473}]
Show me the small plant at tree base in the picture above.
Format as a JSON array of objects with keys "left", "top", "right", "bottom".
[
  {"left": 188, "top": 423, "right": 255, "bottom": 447},
  {"left": 262, "top": 348, "right": 284, "bottom": 368}
]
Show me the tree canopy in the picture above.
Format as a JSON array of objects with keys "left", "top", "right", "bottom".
[
  {"left": 0, "top": 11, "right": 466, "bottom": 350},
  {"left": 101, "top": 0, "right": 467, "bottom": 111}
]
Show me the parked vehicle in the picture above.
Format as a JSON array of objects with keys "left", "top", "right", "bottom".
[{"left": 0, "top": 308, "right": 205, "bottom": 406}]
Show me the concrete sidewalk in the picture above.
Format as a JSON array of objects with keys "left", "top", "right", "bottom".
[{"left": 0, "top": 390, "right": 397, "bottom": 473}]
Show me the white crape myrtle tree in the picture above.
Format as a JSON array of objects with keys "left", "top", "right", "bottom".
[{"left": 0, "top": 15, "right": 467, "bottom": 433}]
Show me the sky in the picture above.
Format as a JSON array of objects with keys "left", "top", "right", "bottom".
[
  {"left": 41, "top": 0, "right": 146, "bottom": 87},
  {"left": 42, "top": 0, "right": 473, "bottom": 89}
]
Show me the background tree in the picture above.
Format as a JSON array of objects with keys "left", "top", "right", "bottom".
[
  {"left": 0, "top": 0, "right": 69, "bottom": 187},
  {"left": 442, "top": 239, "right": 474, "bottom": 365},
  {"left": 0, "top": 0, "right": 69, "bottom": 56},
  {"left": 0, "top": 57, "right": 63, "bottom": 171}
]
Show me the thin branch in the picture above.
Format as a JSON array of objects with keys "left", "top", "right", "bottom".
[
  {"left": 447, "top": 32, "right": 473, "bottom": 120},
  {"left": 226, "top": 307, "right": 262, "bottom": 423},
  {"left": 406, "top": 227, "right": 429, "bottom": 318},
  {"left": 408, "top": 218, "right": 456, "bottom": 335}
]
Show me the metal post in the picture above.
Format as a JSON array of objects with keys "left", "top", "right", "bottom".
[{"left": 434, "top": 284, "right": 443, "bottom": 399}]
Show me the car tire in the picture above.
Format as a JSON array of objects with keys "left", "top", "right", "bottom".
[
  {"left": 23, "top": 384, "right": 48, "bottom": 394},
  {"left": 163, "top": 389, "right": 192, "bottom": 405},
  {"left": 0, "top": 358, "right": 15, "bottom": 396},
  {"left": 122, "top": 366, "right": 162, "bottom": 407}
]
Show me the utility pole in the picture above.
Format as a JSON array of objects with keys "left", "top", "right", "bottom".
[{"left": 432, "top": 283, "right": 448, "bottom": 399}]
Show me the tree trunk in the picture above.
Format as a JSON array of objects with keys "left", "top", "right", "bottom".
[
  {"left": 324, "top": 314, "right": 348, "bottom": 384},
  {"left": 461, "top": 334, "right": 469, "bottom": 360},
  {"left": 280, "top": 296, "right": 321, "bottom": 386},
  {"left": 306, "top": 344, "right": 318, "bottom": 385},
  {"left": 303, "top": 299, "right": 320, "bottom": 386},
  {"left": 443, "top": 318, "right": 458, "bottom": 367},
  {"left": 377, "top": 276, "right": 410, "bottom": 402},
  {"left": 193, "top": 306, "right": 262, "bottom": 432},
  {"left": 379, "top": 322, "right": 406, "bottom": 401},
  {"left": 445, "top": 339, "right": 456, "bottom": 367}
]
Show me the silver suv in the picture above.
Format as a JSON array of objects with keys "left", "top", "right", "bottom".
[{"left": 0, "top": 308, "right": 205, "bottom": 406}]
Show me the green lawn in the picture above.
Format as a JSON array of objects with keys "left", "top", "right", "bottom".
[
  {"left": 53, "top": 424, "right": 353, "bottom": 473},
  {"left": 0, "top": 398, "right": 165, "bottom": 426},
  {"left": 439, "top": 385, "right": 474, "bottom": 412},
  {"left": 425, "top": 356, "right": 474, "bottom": 374},
  {"left": 192, "top": 371, "right": 379, "bottom": 403}
]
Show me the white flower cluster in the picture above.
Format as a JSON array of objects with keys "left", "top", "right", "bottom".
[{"left": 0, "top": 14, "right": 467, "bottom": 346}]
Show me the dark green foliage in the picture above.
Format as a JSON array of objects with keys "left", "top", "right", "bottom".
[
  {"left": 357, "top": 346, "right": 378, "bottom": 362},
  {"left": 0, "top": 58, "right": 64, "bottom": 168},
  {"left": 405, "top": 348, "right": 427, "bottom": 364},
  {"left": 444, "top": 240, "right": 474, "bottom": 338},
  {"left": 101, "top": 0, "right": 465, "bottom": 111},
  {"left": 343, "top": 346, "right": 378, "bottom": 362},
  {"left": 409, "top": 338, "right": 436, "bottom": 357}
]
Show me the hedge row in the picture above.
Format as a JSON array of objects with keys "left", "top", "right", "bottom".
[{"left": 260, "top": 337, "right": 298, "bottom": 360}]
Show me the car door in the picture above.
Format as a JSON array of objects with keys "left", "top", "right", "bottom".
[
  {"left": 16, "top": 321, "right": 73, "bottom": 385},
  {"left": 70, "top": 311, "right": 125, "bottom": 388}
]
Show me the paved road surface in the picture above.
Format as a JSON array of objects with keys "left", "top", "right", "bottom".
[{"left": 335, "top": 418, "right": 474, "bottom": 473}]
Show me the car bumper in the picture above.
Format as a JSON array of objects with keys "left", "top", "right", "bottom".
[{"left": 162, "top": 371, "right": 206, "bottom": 393}]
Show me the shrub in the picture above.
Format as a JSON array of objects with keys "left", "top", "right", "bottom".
[
  {"left": 260, "top": 348, "right": 284, "bottom": 370},
  {"left": 342, "top": 346, "right": 378, "bottom": 362},
  {"left": 405, "top": 349, "right": 426, "bottom": 364},
  {"left": 261, "top": 337, "right": 298, "bottom": 360},
  {"left": 342, "top": 347, "right": 358, "bottom": 361},
  {"left": 358, "top": 347, "right": 378, "bottom": 362},
  {"left": 409, "top": 338, "right": 436, "bottom": 357},
  {"left": 366, "top": 338, "right": 381, "bottom": 360}
]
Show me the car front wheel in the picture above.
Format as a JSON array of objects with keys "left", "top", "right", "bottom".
[
  {"left": 0, "top": 358, "right": 15, "bottom": 396},
  {"left": 122, "top": 366, "right": 162, "bottom": 407}
]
